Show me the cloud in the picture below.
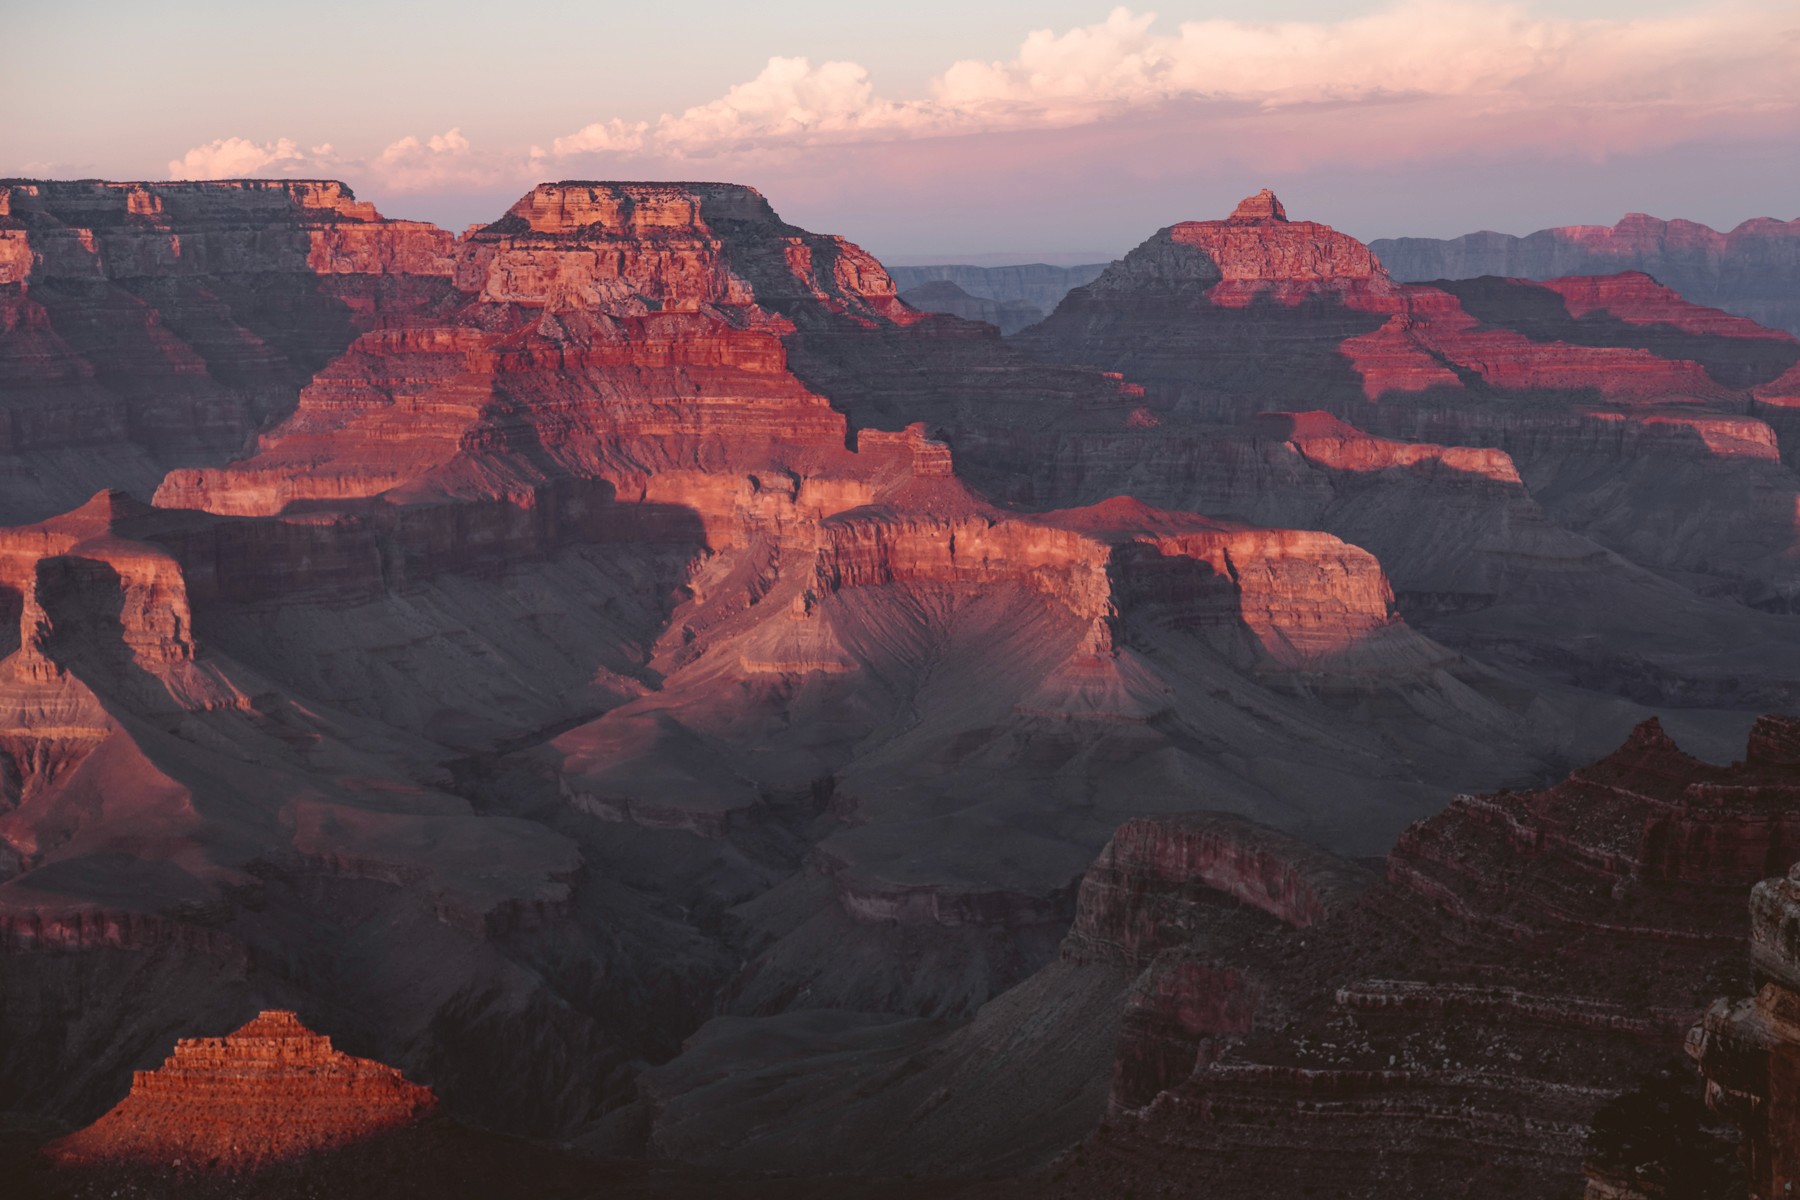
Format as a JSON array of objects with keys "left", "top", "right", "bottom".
[
  {"left": 169, "top": 128, "right": 526, "bottom": 194},
  {"left": 167, "top": 137, "right": 313, "bottom": 179},
  {"left": 542, "top": 1, "right": 1799, "bottom": 164},
  {"left": 159, "top": 0, "right": 1798, "bottom": 220},
  {"left": 369, "top": 127, "right": 511, "bottom": 191},
  {"left": 552, "top": 119, "right": 649, "bottom": 156}
]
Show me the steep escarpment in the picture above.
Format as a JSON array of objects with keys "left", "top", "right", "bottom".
[
  {"left": 1009, "top": 716, "right": 1800, "bottom": 1198},
  {"left": 1372, "top": 212, "right": 1800, "bottom": 337},
  {"left": 1689, "top": 859, "right": 1800, "bottom": 1198},
  {"left": 0, "top": 180, "right": 457, "bottom": 521}
]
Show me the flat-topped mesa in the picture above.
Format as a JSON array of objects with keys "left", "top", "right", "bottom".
[
  {"left": 48, "top": 1009, "right": 437, "bottom": 1171},
  {"left": 496, "top": 180, "right": 781, "bottom": 236},
  {"left": 461, "top": 180, "right": 914, "bottom": 326},
  {"left": 1, "top": 179, "right": 382, "bottom": 225},
  {"left": 0, "top": 178, "right": 453, "bottom": 282},
  {"left": 811, "top": 497, "right": 1404, "bottom": 670}
]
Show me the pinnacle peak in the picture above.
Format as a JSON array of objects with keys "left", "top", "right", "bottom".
[
  {"left": 232, "top": 1010, "right": 314, "bottom": 1038},
  {"left": 1229, "top": 189, "right": 1288, "bottom": 222}
]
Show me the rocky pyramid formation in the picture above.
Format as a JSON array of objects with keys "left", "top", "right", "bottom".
[
  {"left": 1372, "top": 211, "right": 1800, "bottom": 337},
  {"left": 48, "top": 1011, "right": 435, "bottom": 1170}
]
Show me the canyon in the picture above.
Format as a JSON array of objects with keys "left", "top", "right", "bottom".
[{"left": 1, "top": 177, "right": 1797, "bottom": 1196}]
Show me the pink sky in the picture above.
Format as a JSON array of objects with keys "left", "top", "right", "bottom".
[{"left": 9, "top": 2, "right": 1797, "bottom": 257}]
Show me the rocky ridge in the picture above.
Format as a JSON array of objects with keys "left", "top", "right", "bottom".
[{"left": 1002, "top": 716, "right": 1800, "bottom": 1197}]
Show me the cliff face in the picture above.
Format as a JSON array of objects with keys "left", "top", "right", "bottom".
[
  {"left": 1372, "top": 212, "right": 1800, "bottom": 337},
  {"left": 2, "top": 179, "right": 1649, "bottom": 1153},
  {"left": 1690, "top": 862, "right": 1800, "bottom": 1198},
  {"left": 0, "top": 180, "right": 457, "bottom": 522},
  {"left": 1004, "top": 191, "right": 1800, "bottom": 712},
  {"left": 997, "top": 716, "right": 1800, "bottom": 1198},
  {"left": 47, "top": 1010, "right": 436, "bottom": 1171}
]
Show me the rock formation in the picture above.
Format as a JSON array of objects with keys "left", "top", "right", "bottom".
[
  {"left": 0, "top": 181, "right": 455, "bottom": 522},
  {"left": 1372, "top": 212, "right": 1800, "bottom": 337},
  {"left": 48, "top": 1011, "right": 435, "bottom": 1170},
  {"left": 980, "top": 716, "right": 1800, "bottom": 1197},
  {"left": 4, "top": 178, "right": 1800, "bottom": 1196},
  {"left": 1690, "top": 860, "right": 1800, "bottom": 1198},
  {"left": 1006, "top": 190, "right": 1800, "bottom": 703}
]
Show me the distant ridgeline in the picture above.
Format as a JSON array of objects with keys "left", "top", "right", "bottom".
[
  {"left": 890, "top": 262, "right": 1108, "bottom": 333},
  {"left": 1371, "top": 212, "right": 1800, "bottom": 337}
]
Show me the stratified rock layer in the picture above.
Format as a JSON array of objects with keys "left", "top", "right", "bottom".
[
  {"left": 1012, "top": 716, "right": 1800, "bottom": 1198},
  {"left": 0, "top": 180, "right": 455, "bottom": 521},
  {"left": 1690, "top": 862, "right": 1800, "bottom": 1198},
  {"left": 48, "top": 1011, "right": 436, "bottom": 1170}
]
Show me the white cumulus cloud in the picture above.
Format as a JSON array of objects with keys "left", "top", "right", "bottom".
[
  {"left": 542, "top": 1, "right": 1799, "bottom": 162},
  {"left": 167, "top": 137, "right": 312, "bottom": 180}
]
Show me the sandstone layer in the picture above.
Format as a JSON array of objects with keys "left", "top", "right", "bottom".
[
  {"left": 48, "top": 1010, "right": 436, "bottom": 1170},
  {"left": 0, "top": 181, "right": 455, "bottom": 521}
]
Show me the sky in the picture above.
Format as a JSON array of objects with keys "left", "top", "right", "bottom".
[{"left": 7, "top": 0, "right": 1797, "bottom": 261}]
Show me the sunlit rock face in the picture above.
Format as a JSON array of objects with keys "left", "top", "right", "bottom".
[
  {"left": 47, "top": 1010, "right": 436, "bottom": 1171},
  {"left": 1002, "top": 190, "right": 1800, "bottom": 713},
  {"left": 1373, "top": 212, "right": 1800, "bottom": 338},
  {"left": 0, "top": 181, "right": 457, "bottom": 522}
]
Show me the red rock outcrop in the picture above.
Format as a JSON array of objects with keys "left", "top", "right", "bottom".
[
  {"left": 1372, "top": 212, "right": 1800, "bottom": 337},
  {"left": 1008, "top": 190, "right": 1800, "bottom": 686},
  {"left": 48, "top": 1010, "right": 436, "bottom": 1170}
]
